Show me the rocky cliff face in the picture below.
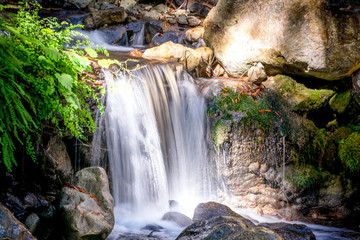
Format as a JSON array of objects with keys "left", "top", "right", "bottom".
[
  {"left": 203, "top": 0, "right": 360, "bottom": 80},
  {"left": 205, "top": 76, "right": 360, "bottom": 228}
]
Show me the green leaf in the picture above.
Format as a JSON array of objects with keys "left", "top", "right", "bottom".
[
  {"left": 65, "top": 93, "right": 80, "bottom": 110},
  {"left": 56, "top": 73, "right": 73, "bottom": 90},
  {"left": 85, "top": 47, "right": 98, "bottom": 58},
  {"left": 98, "top": 59, "right": 120, "bottom": 68}
]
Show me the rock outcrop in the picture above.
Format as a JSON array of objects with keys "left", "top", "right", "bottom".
[
  {"left": 60, "top": 166, "right": 114, "bottom": 240},
  {"left": 83, "top": 8, "right": 127, "bottom": 29},
  {"left": 204, "top": 0, "right": 360, "bottom": 80},
  {"left": 177, "top": 202, "right": 315, "bottom": 240}
]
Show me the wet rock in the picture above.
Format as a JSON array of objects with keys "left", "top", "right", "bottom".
[
  {"left": 204, "top": 0, "right": 360, "bottom": 80},
  {"left": 248, "top": 62, "right": 267, "bottom": 84},
  {"left": 25, "top": 213, "right": 40, "bottom": 233},
  {"left": 0, "top": 202, "right": 37, "bottom": 240},
  {"left": 151, "top": 32, "right": 185, "bottom": 46},
  {"left": 353, "top": 71, "right": 360, "bottom": 95},
  {"left": 329, "top": 90, "right": 352, "bottom": 114},
  {"left": 60, "top": 166, "right": 114, "bottom": 240},
  {"left": 196, "top": 46, "right": 214, "bottom": 77},
  {"left": 65, "top": 0, "right": 93, "bottom": 9},
  {"left": 192, "top": 201, "right": 242, "bottom": 221},
  {"left": 83, "top": 8, "right": 127, "bottom": 29},
  {"left": 189, "top": 3, "right": 209, "bottom": 18},
  {"left": 177, "top": 203, "right": 281, "bottom": 240},
  {"left": 141, "top": 223, "right": 164, "bottom": 231},
  {"left": 100, "top": 26, "right": 128, "bottom": 45},
  {"left": 162, "top": 211, "right": 192, "bottom": 227},
  {"left": 259, "top": 222, "right": 316, "bottom": 240},
  {"left": 185, "top": 27, "right": 204, "bottom": 43},
  {"left": 187, "top": 16, "right": 202, "bottom": 27},
  {"left": 44, "top": 136, "right": 72, "bottom": 182},
  {"left": 176, "top": 15, "right": 188, "bottom": 25},
  {"left": 144, "top": 21, "right": 163, "bottom": 44},
  {"left": 143, "top": 41, "right": 202, "bottom": 71}
]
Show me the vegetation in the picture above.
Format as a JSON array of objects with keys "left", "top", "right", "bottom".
[
  {"left": 0, "top": 3, "right": 106, "bottom": 171},
  {"left": 213, "top": 120, "right": 230, "bottom": 148},
  {"left": 209, "top": 86, "right": 288, "bottom": 135},
  {"left": 339, "top": 131, "right": 360, "bottom": 172}
]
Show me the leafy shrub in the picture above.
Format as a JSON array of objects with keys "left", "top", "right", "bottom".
[{"left": 0, "top": 3, "right": 105, "bottom": 171}]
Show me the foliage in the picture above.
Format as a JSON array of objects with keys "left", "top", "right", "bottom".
[
  {"left": 0, "top": 2, "right": 105, "bottom": 171},
  {"left": 213, "top": 120, "right": 230, "bottom": 148},
  {"left": 339, "top": 132, "right": 360, "bottom": 172},
  {"left": 209, "top": 86, "right": 288, "bottom": 135},
  {"left": 287, "top": 164, "right": 325, "bottom": 191}
]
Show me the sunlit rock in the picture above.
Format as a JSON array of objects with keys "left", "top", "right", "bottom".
[
  {"left": 259, "top": 222, "right": 316, "bottom": 240},
  {"left": 248, "top": 62, "right": 267, "bottom": 84},
  {"left": 60, "top": 167, "right": 114, "bottom": 240},
  {"left": 185, "top": 27, "right": 204, "bottom": 43},
  {"left": 204, "top": 0, "right": 360, "bottom": 80},
  {"left": 142, "top": 41, "right": 202, "bottom": 71}
]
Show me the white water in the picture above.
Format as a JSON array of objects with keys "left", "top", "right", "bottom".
[
  {"left": 104, "top": 63, "right": 214, "bottom": 238},
  {"left": 132, "top": 23, "right": 145, "bottom": 47}
]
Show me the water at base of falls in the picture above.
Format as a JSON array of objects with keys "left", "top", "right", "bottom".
[{"left": 104, "top": 63, "right": 214, "bottom": 239}]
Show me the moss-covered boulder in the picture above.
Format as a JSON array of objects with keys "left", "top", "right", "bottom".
[
  {"left": 329, "top": 90, "right": 352, "bottom": 114},
  {"left": 271, "top": 75, "right": 334, "bottom": 112}
]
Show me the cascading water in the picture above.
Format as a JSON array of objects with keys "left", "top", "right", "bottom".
[{"left": 104, "top": 63, "right": 214, "bottom": 238}]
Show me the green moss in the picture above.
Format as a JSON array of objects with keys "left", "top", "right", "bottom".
[
  {"left": 273, "top": 75, "right": 334, "bottom": 112},
  {"left": 209, "top": 87, "right": 288, "bottom": 135},
  {"left": 329, "top": 90, "right": 351, "bottom": 114},
  {"left": 287, "top": 164, "right": 326, "bottom": 191},
  {"left": 339, "top": 132, "right": 360, "bottom": 172},
  {"left": 213, "top": 120, "right": 230, "bottom": 148}
]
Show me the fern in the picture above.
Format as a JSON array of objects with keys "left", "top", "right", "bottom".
[{"left": 0, "top": 2, "right": 104, "bottom": 171}]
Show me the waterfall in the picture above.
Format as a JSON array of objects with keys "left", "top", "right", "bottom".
[
  {"left": 132, "top": 23, "right": 145, "bottom": 47},
  {"left": 104, "top": 63, "right": 213, "bottom": 222}
]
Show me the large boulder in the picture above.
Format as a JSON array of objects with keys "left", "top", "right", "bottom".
[
  {"left": 177, "top": 202, "right": 282, "bottom": 240},
  {"left": 83, "top": 8, "right": 127, "bottom": 29},
  {"left": 259, "top": 222, "right": 316, "bottom": 240},
  {"left": 65, "top": 0, "right": 93, "bottom": 9},
  {"left": 204, "top": 0, "right": 360, "bottom": 80},
  {"left": 142, "top": 41, "right": 202, "bottom": 71},
  {"left": 44, "top": 136, "right": 72, "bottom": 182},
  {"left": 0, "top": 203, "right": 37, "bottom": 240},
  {"left": 60, "top": 167, "right": 114, "bottom": 240}
]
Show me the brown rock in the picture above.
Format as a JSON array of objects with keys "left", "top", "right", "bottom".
[{"left": 83, "top": 7, "right": 127, "bottom": 29}]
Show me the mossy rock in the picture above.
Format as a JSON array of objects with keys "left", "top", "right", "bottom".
[
  {"left": 213, "top": 120, "right": 231, "bottom": 148},
  {"left": 273, "top": 75, "right": 334, "bottom": 113},
  {"left": 329, "top": 90, "right": 351, "bottom": 114},
  {"left": 339, "top": 132, "right": 360, "bottom": 172}
]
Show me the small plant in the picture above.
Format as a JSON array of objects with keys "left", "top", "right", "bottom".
[
  {"left": 213, "top": 120, "right": 230, "bottom": 148},
  {"left": 209, "top": 85, "right": 288, "bottom": 134}
]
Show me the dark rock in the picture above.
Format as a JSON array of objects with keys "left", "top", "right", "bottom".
[
  {"left": 192, "top": 201, "right": 242, "bottom": 221},
  {"left": 44, "top": 136, "right": 73, "bottom": 183},
  {"left": 151, "top": 32, "right": 185, "bottom": 46},
  {"left": 258, "top": 222, "right": 316, "bottom": 240},
  {"left": 176, "top": 215, "right": 281, "bottom": 240},
  {"left": 144, "top": 21, "right": 163, "bottom": 44},
  {"left": 162, "top": 211, "right": 192, "bottom": 227},
  {"left": 25, "top": 213, "right": 40, "bottom": 233},
  {"left": 100, "top": 26, "right": 128, "bottom": 45},
  {"left": 0, "top": 202, "right": 37, "bottom": 240},
  {"left": 141, "top": 223, "right": 164, "bottom": 231},
  {"left": 83, "top": 8, "right": 127, "bottom": 29}
]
